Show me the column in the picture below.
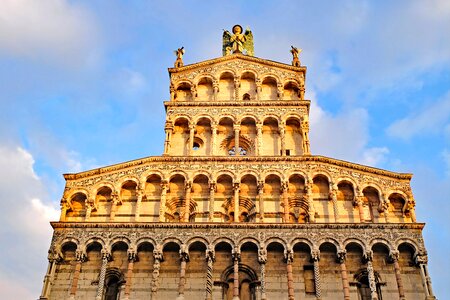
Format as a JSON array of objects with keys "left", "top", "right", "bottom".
[
  {"left": 279, "top": 122, "right": 286, "bottom": 156},
  {"left": 209, "top": 182, "right": 216, "bottom": 222},
  {"left": 85, "top": 198, "right": 94, "bottom": 221},
  {"left": 170, "top": 84, "right": 175, "bottom": 101},
  {"left": 234, "top": 124, "right": 240, "bottom": 156},
  {"left": 329, "top": 183, "right": 339, "bottom": 222},
  {"left": 213, "top": 80, "right": 219, "bottom": 101},
  {"left": 389, "top": 250, "right": 405, "bottom": 300},
  {"left": 255, "top": 78, "right": 262, "bottom": 101},
  {"left": 135, "top": 186, "right": 143, "bottom": 221},
  {"left": 380, "top": 194, "right": 390, "bottom": 223},
  {"left": 337, "top": 250, "right": 350, "bottom": 300},
  {"left": 40, "top": 252, "right": 61, "bottom": 299},
  {"left": 95, "top": 250, "right": 110, "bottom": 300},
  {"left": 159, "top": 181, "right": 168, "bottom": 222},
  {"left": 233, "top": 182, "right": 240, "bottom": 222},
  {"left": 415, "top": 253, "right": 435, "bottom": 299},
  {"left": 124, "top": 249, "right": 137, "bottom": 300},
  {"left": 364, "top": 251, "right": 378, "bottom": 300},
  {"left": 355, "top": 194, "right": 365, "bottom": 223},
  {"left": 184, "top": 181, "right": 192, "bottom": 222},
  {"left": 258, "top": 248, "right": 267, "bottom": 300},
  {"left": 256, "top": 122, "right": 263, "bottom": 156},
  {"left": 189, "top": 124, "right": 195, "bottom": 156},
  {"left": 110, "top": 192, "right": 121, "bottom": 221},
  {"left": 285, "top": 249, "right": 295, "bottom": 300},
  {"left": 69, "top": 250, "right": 86, "bottom": 299},
  {"left": 205, "top": 247, "right": 215, "bottom": 300},
  {"left": 301, "top": 119, "right": 310, "bottom": 155},
  {"left": 191, "top": 85, "right": 197, "bottom": 101},
  {"left": 60, "top": 199, "right": 69, "bottom": 221},
  {"left": 151, "top": 246, "right": 163, "bottom": 297},
  {"left": 407, "top": 198, "right": 417, "bottom": 222},
  {"left": 232, "top": 249, "right": 240, "bottom": 300},
  {"left": 311, "top": 249, "right": 322, "bottom": 300},
  {"left": 277, "top": 83, "right": 283, "bottom": 100},
  {"left": 211, "top": 123, "right": 217, "bottom": 155},
  {"left": 234, "top": 77, "right": 240, "bottom": 101},
  {"left": 177, "top": 246, "right": 189, "bottom": 300},
  {"left": 258, "top": 181, "right": 265, "bottom": 222},
  {"left": 281, "top": 181, "right": 290, "bottom": 222},
  {"left": 163, "top": 121, "right": 173, "bottom": 155},
  {"left": 306, "top": 179, "right": 315, "bottom": 222}
]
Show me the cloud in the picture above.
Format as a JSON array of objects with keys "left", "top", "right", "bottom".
[
  {"left": 0, "top": 0, "right": 99, "bottom": 65},
  {"left": 387, "top": 91, "right": 450, "bottom": 139},
  {"left": 0, "top": 145, "right": 59, "bottom": 299}
]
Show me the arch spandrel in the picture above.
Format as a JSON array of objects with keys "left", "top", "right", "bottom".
[
  {"left": 343, "top": 238, "right": 367, "bottom": 253},
  {"left": 136, "top": 237, "right": 157, "bottom": 250},
  {"left": 264, "top": 237, "right": 287, "bottom": 250},
  {"left": 317, "top": 238, "right": 342, "bottom": 252},
  {"left": 116, "top": 175, "right": 140, "bottom": 190},
  {"left": 212, "top": 237, "right": 235, "bottom": 248},
  {"left": 108, "top": 236, "right": 132, "bottom": 252},
  {"left": 84, "top": 237, "right": 107, "bottom": 253},
  {"left": 395, "top": 238, "right": 420, "bottom": 255},
  {"left": 237, "top": 237, "right": 260, "bottom": 250},
  {"left": 186, "top": 237, "right": 210, "bottom": 250},
  {"left": 290, "top": 237, "right": 314, "bottom": 251}
]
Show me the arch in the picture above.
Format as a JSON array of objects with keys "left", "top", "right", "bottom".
[
  {"left": 395, "top": 239, "right": 420, "bottom": 255},
  {"left": 174, "top": 80, "right": 194, "bottom": 90},
  {"left": 140, "top": 170, "right": 164, "bottom": 184},
  {"left": 239, "top": 170, "right": 260, "bottom": 182},
  {"left": 311, "top": 171, "right": 332, "bottom": 183},
  {"left": 193, "top": 114, "right": 214, "bottom": 124},
  {"left": 287, "top": 170, "right": 308, "bottom": 181},
  {"left": 359, "top": 182, "right": 383, "bottom": 195},
  {"left": 260, "top": 74, "right": 281, "bottom": 85},
  {"left": 195, "top": 74, "right": 216, "bottom": 85},
  {"left": 264, "top": 237, "right": 287, "bottom": 250},
  {"left": 161, "top": 237, "right": 183, "bottom": 248},
  {"left": 66, "top": 188, "right": 89, "bottom": 202},
  {"left": 290, "top": 237, "right": 314, "bottom": 251},
  {"left": 335, "top": 177, "right": 358, "bottom": 190},
  {"left": 237, "top": 237, "right": 260, "bottom": 250},
  {"left": 192, "top": 171, "right": 212, "bottom": 182},
  {"left": 318, "top": 238, "right": 342, "bottom": 252},
  {"left": 136, "top": 237, "right": 157, "bottom": 249},
  {"left": 217, "top": 69, "right": 237, "bottom": 79},
  {"left": 238, "top": 114, "right": 258, "bottom": 124},
  {"left": 186, "top": 237, "right": 209, "bottom": 250},
  {"left": 215, "top": 170, "right": 237, "bottom": 182},
  {"left": 212, "top": 237, "right": 235, "bottom": 248},
  {"left": 282, "top": 113, "right": 303, "bottom": 124},
  {"left": 369, "top": 239, "right": 393, "bottom": 252},
  {"left": 117, "top": 175, "right": 140, "bottom": 190},
  {"left": 168, "top": 171, "right": 188, "bottom": 182},
  {"left": 108, "top": 236, "right": 131, "bottom": 252},
  {"left": 218, "top": 115, "right": 236, "bottom": 124},
  {"left": 92, "top": 182, "right": 116, "bottom": 196},
  {"left": 343, "top": 238, "right": 366, "bottom": 252},
  {"left": 84, "top": 238, "right": 106, "bottom": 253},
  {"left": 173, "top": 115, "right": 192, "bottom": 124},
  {"left": 60, "top": 238, "right": 80, "bottom": 251},
  {"left": 262, "top": 171, "right": 284, "bottom": 182}
]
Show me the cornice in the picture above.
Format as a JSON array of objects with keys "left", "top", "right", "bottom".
[
  {"left": 164, "top": 100, "right": 311, "bottom": 108},
  {"left": 168, "top": 53, "right": 307, "bottom": 74},
  {"left": 63, "top": 155, "right": 412, "bottom": 181},
  {"left": 51, "top": 221, "right": 425, "bottom": 231}
]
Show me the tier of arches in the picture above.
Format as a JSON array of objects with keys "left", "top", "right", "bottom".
[
  {"left": 46, "top": 233, "right": 431, "bottom": 300},
  {"left": 166, "top": 114, "right": 307, "bottom": 157},
  {"left": 171, "top": 70, "right": 305, "bottom": 102},
  {"left": 63, "top": 171, "right": 415, "bottom": 224}
]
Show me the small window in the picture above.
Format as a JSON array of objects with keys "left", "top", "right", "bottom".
[
  {"left": 193, "top": 142, "right": 200, "bottom": 150},
  {"left": 228, "top": 146, "right": 247, "bottom": 156},
  {"left": 243, "top": 93, "right": 251, "bottom": 101},
  {"left": 286, "top": 149, "right": 291, "bottom": 156},
  {"left": 304, "top": 265, "right": 316, "bottom": 294}
]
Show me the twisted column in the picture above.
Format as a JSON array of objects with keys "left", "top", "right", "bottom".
[
  {"left": 258, "top": 181, "right": 265, "bottom": 222},
  {"left": 209, "top": 182, "right": 216, "bottom": 222},
  {"left": 234, "top": 77, "right": 240, "bottom": 101},
  {"left": 337, "top": 250, "right": 350, "bottom": 300},
  {"left": 258, "top": 248, "right": 267, "bottom": 300},
  {"left": 311, "top": 249, "right": 322, "bottom": 299},
  {"left": 184, "top": 181, "right": 192, "bottom": 222},
  {"left": 123, "top": 249, "right": 137, "bottom": 300},
  {"left": 389, "top": 250, "right": 405, "bottom": 300},
  {"left": 284, "top": 249, "right": 295, "bottom": 300},
  {"left": 364, "top": 251, "right": 378, "bottom": 300},
  {"left": 329, "top": 183, "right": 339, "bottom": 222},
  {"left": 69, "top": 250, "right": 86, "bottom": 299},
  {"left": 95, "top": 250, "right": 111, "bottom": 300},
  {"left": 159, "top": 181, "right": 168, "bottom": 222},
  {"left": 279, "top": 122, "right": 286, "bottom": 156},
  {"left": 176, "top": 245, "right": 189, "bottom": 300},
  {"left": 232, "top": 248, "right": 241, "bottom": 300},
  {"left": 205, "top": 246, "right": 215, "bottom": 300},
  {"left": 233, "top": 182, "right": 240, "bottom": 222},
  {"left": 151, "top": 246, "right": 163, "bottom": 297},
  {"left": 281, "top": 181, "right": 290, "bottom": 222},
  {"left": 256, "top": 122, "right": 263, "bottom": 156}
]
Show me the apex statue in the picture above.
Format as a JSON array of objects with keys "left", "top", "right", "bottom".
[{"left": 39, "top": 25, "right": 435, "bottom": 300}]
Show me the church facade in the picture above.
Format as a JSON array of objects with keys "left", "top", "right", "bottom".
[{"left": 40, "top": 26, "right": 436, "bottom": 300}]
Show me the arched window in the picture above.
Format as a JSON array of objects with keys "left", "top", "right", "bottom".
[
  {"left": 354, "top": 270, "right": 383, "bottom": 300},
  {"left": 103, "top": 268, "right": 124, "bottom": 300}
]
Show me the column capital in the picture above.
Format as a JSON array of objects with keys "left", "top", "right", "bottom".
[
  {"left": 258, "top": 248, "right": 267, "bottom": 264},
  {"left": 232, "top": 248, "right": 241, "bottom": 261},
  {"left": 337, "top": 249, "right": 347, "bottom": 263},
  {"left": 233, "top": 182, "right": 240, "bottom": 191},
  {"left": 209, "top": 182, "right": 217, "bottom": 191},
  {"left": 127, "top": 249, "right": 137, "bottom": 262},
  {"left": 153, "top": 245, "right": 164, "bottom": 261},
  {"left": 206, "top": 248, "right": 215, "bottom": 262},
  {"left": 101, "top": 249, "right": 111, "bottom": 261},
  {"left": 284, "top": 249, "right": 294, "bottom": 263},
  {"left": 388, "top": 250, "right": 399, "bottom": 262},
  {"left": 233, "top": 124, "right": 241, "bottom": 131},
  {"left": 75, "top": 249, "right": 87, "bottom": 263},
  {"left": 185, "top": 181, "right": 192, "bottom": 190},
  {"left": 257, "top": 181, "right": 265, "bottom": 192},
  {"left": 415, "top": 253, "right": 428, "bottom": 265},
  {"left": 281, "top": 181, "right": 289, "bottom": 193},
  {"left": 311, "top": 249, "right": 320, "bottom": 262},
  {"left": 363, "top": 250, "right": 373, "bottom": 262}
]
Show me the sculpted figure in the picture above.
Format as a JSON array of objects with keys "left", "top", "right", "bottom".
[
  {"left": 174, "top": 47, "right": 185, "bottom": 68},
  {"left": 223, "top": 25, "right": 254, "bottom": 56},
  {"left": 291, "top": 46, "right": 302, "bottom": 67}
]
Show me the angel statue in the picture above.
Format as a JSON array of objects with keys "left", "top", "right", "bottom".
[
  {"left": 290, "top": 46, "right": 302, "bottom": 67},
  {"left": 222, "top": 25, "right": 254, "bottom": 56},
  {"left": 174, "top": 46, "right": 185, "bottom": 68}
]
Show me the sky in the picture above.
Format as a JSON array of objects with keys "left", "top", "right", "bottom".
[{"left": 0, "top": 0, "right": 449, "bottom": 298}]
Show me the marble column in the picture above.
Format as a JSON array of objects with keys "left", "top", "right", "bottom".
[
  {"left": 170, "top": 84, "right": 175, "bottom": 101},
  {"left": 285, "top": 249, "right": 295, "bottom": 300},
  {"left": 135, "top": 186, "right": 143, "bottom": 221},
  {"left": 234, "top": 77, "right": 240, "bottom": 101},
  {"left": 95, "top": 250, "right": 111, "bottom": 300},
  {"left": 256, "top": 79, "right": 261, "bottom": 101},
  {"left": 232, "top": 249, "right": 240, "bottom": 300},
  {"left": 205, "top": 247, "right": 215, "bottom": 300},
  {"left": 233, "top": 182, "right": 240, "bottom": 222},
  {"left": 40, "top": 252, "right": 61, "bottom": 299},
  {"left": 189, "top": 124, "right": 195, "bottom": 156},
  {"left": 258, "top": 248, "right": 267, "bottom": 300},
  {"left": 159, "top": 181, "right": 168, "bottom": 222},
  {"left": 389, "top": 250, "right": 405, "bottom": 300},
  {"left": 256, "top": 122, "right": 263, "bottom": 156},
  {"left": 415, "top": 253, "right": 435, "bottom": 299},
  {"left": 330, "top": 183, "right": 339, "bottom": 222},
  {"left": 209, "top": 182, "right": 216, "bottom": 222},
  {"left": 211, "top": 123, "right": 217, "bottom": 156},
  {"left": 258, "top": 181, "right": 265, "bottom": 222},
  {"left": 355, "top": 194, "right": 365, "bottom": 223},
  {"left": 69, "top": 250, "right": 86, "bottom": 299},
  {"left": 364, "top": 251, "right": 378, "bottom": 300},
  {"left": 281, "top": 181, "right": 290, "bottom": 222},
  {"left": 151, "top": 246, "right": 163, "bottom": 297},
  {"left": 163, "top": 121, "right": 173, "bottom": 155},
  {"left": 110, "top": 192, "right": 121, "bottom": 221},
  {"left": 59, "top": 199, "right": 69, "bottom": 221},
  {"left": 407, "top": 198, "right": 417, "bottom": 222},
  {"left": 177, "top": 246, "right": 189, "bottom": 300},
  {"left": 311, "top": 249, "right": 322, "bottom": 299},
  {"left": 279, "top": 123, "right": 286, "bottom": 156},
  {"left": 85, "top": 198, "right": 95, "bottom": 221},
  {"left": 213, "top": 81, "right": 219, "bottom": 101},
  {"left": 234, "top": 125, "right": 240, "bottom": 156},
  {"left": 184, "top": 181, "right": 192, "bottom": 222},
  {"left": 123, "top": 249, "right": 137, "bottom": 300},
  {"left": 337, "top": 250, "right": 350, "bottom": 300},
  {"left": 301, "top": 119, "right": 310, "bottom": 155},
  {"left": 306, "top": 179, "right": 315, "bottom": 222},
  {"left": 277, "top": 83, "right": 284, "bottom": 100}
]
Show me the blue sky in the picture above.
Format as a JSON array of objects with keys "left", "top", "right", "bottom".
[{"left": 0, "top": 0, "right": 449, "bottom": 298}]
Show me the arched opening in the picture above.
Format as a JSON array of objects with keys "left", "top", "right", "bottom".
[
  {"left": 217, "top": 117, "right": 234, "bottom": 156},
  {"left": 172, "top": 118, "right": 190, "bottom": 156},
  {"left": 388, "top": 193, "right": 407, "bottom": 222},
  {"left": 261, "top": 77, "right": 277, "bottom": 100},
  {"left": 118, "top": 180, "right": 137, "bottom": 221},
  {"left": 240, "top": 117, "right": 256, "bottom": 156},
  {"left": 363, "top": 187, "right": 381, "bottom": 223},
  {"left": 213, "top": 242, "right": 233, "bottom": 299},
  {"left": 103, "top": 268, "right": 124, "bottom": 300},
  {"left": 134, "top": 242, "right": 154, "bottom": 295},
  {"left": 218, "top": 72, "right": 234, "bottom": 101},
  {"left": 216, "top": 174, "right": 234, "bottom": 222},
  {"left": 240, "top": 72, "right": 256, "bottom": 101},
  {"left": 398, "top": 243, "right": 425, "bottom": 297},
  {"left": 66, "top": 192, "right": 87, "bottom": 221},
  {"left": 266, "top": 242, "right": 286, "bottom": 298},
  {"left": 319, "top": 242, "right": 339, "bottom": 295},
  {"left": 192, "top": 175, "right": 209, "bottom": 222},
  {"left": 337, "top": 181, "right": 356, "bottom": 222},
  {"left": 197, "top": 77, "right": 214, "bottom": 101},
  {"left": 264, "top": 175, "right": 282, "bottom": 222},
  {"left": 240, "top": 175, "right": 258, "bottom": 222},
  {"left": 175, "top": 82, "right": 193, "bottom": 101},
  {"left": 95, "top": 187, "right": 112, "bottom": 221},
  {"left": 195, "top": 118, "right": 212, "bottom": 155},
  {"left": 53, "top": 242, "right": 77, "bottom": 294},
  {"left": 185, "top": 241, "right": 208, "bottom": 298},
  {"left": 288, "top": 174, "right": 307, "bottom": 223},
  {"left": 292, "top": 242, "right": 313, "bottom": 295},
  {"left": 283, "top": 81, "right": 300, "bottom": 100},
  {"left": 160, "top": 242, "right": 181, "bottom": 299},
  {"left": 145, "top": 174, "right": 162, "bottom": 221},
  {"left": 84, "top": 242, "right": 103, "bottom": 294},
  {"left": 166, "top": 175, "right": 186, "bottom": 222},
  {"left": 313, "top": 175, "right": 330, "bottom": 222},
  {"left": 110, "top": 241, "right": 128, "bottom": 272},
  {"left": 285, "top": 117, "right": 303, "bottom": 155},
  {"left": 262, "top": 117, "right": 280, "bottom": 156}
]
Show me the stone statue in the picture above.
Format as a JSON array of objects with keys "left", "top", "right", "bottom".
[
  {"left": 223, "top": 25, "right": 254, "bottom": 56},
  {"left": 290, "top": 46, "right": 302, "bottom": 67},
  {"left": 174, "top": 47, "right": 185, "bottom": 68}
]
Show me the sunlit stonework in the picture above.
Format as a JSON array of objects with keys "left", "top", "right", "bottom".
[{"left": 40, "top": 25, "right": 435, "bottom": 300}]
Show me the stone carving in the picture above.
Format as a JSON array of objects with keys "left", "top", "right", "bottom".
[
  {"left": 290, "top": 46, "right": 302, "bottom": 67},
  {"left": 174, "top": 47, "right": 185, "bottom": 68},
  {"left": 223, "top": 25, "right": 254, "bottom": 56}
]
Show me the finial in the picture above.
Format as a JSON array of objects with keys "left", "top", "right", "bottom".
[
  {"left": 174, "top": 47, "right": 185, "bottom": 68},
  {"left": 290, "top": 46, "right": 302, "bottom": 67}
]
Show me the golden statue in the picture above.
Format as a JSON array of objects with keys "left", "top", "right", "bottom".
[{"left": 223, "top": 25, "right": 254, "bottom": 56}]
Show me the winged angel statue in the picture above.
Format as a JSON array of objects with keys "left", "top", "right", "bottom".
[{"left": 222, "top": 25, "right": 254, "bottom": 56}]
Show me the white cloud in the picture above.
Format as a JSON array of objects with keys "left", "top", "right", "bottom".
[
  {"left": 0, "top": 0, "right": 98, "bottom": 65},
  {"left": 387, "top": 91, "right": 450, "bottom": 139},
  {"left": 0, "top": 146, "right": 59, "bottom": 298}
]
